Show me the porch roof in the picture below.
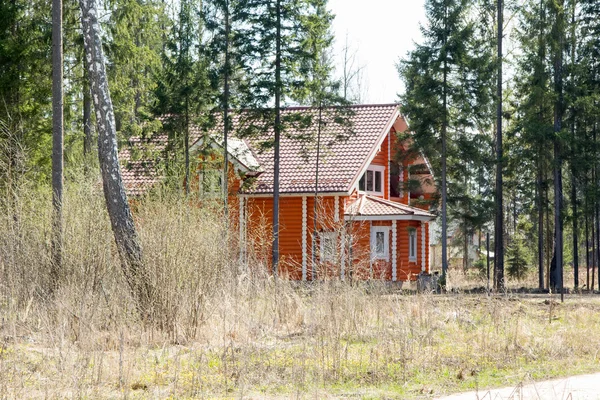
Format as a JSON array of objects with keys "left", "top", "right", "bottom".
[{"left": 345, "top": 195, "right": 435, "bottom": 221}]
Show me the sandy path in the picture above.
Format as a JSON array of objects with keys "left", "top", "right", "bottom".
[{"left": 435, "top": 372, "right": 600, "bottom": 400}]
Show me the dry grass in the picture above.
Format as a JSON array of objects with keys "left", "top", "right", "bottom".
[{"left": 1, "top": 185, "right": 600, "bottom": 399}]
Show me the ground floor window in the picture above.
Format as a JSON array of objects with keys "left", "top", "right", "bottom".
[
  {"left": 370, "top": 226, "right": 390, "bottom": 261},
  {"left": 319, "top": 231, "right": 337, "bottom": 262}
]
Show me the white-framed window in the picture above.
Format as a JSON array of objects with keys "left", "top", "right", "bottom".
[
  {"left": 409, "top": 228, "right": 417, "bottom": 261},
  {"left": 200, "top": 169, "right": 223, "bottom": 197},
  {"left": 319, "top": 231, "right": 337, "bottom": 262},
  {"left": 370, "top": 226, "right": 390, "bottom": 261},
  {"left": 359, "top": 165, "right": 385, "bottom": 196}
]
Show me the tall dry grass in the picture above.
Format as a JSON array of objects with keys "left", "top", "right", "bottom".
[{"left": 1, "top": 184, "right": 600, "bottom": 399}]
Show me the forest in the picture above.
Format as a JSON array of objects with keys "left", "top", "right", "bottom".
[
  {"left": 3, "top": 0, "right": 600, "bottom": 397},
  {"left": 2, "top": 0, "right": 600, "bottom": 295}
]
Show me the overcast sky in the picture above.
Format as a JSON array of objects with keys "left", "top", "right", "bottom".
[{"left": 328, "top": 0, "right": 427, "bottom": 104}]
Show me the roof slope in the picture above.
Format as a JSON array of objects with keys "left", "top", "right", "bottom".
[
  {"left": 119, "top": 104, "right": 400, "bottom": 195},
  {"left": 346, "top": 195, "right": 434, "bottom": 220},
  {"left": 242, "top": 104, "right": 399, "bottom": 194}
]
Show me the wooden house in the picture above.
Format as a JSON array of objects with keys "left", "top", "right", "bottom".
[{"left": 122, "top": 104, "right": 437, "bottom": 282}]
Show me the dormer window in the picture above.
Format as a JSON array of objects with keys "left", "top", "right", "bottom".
[
  {"left": 200, "top": 169, "right": 223, "bottom": 197},
  {"left": 358, "top": 165, "right": 385, "bottom": 196}
]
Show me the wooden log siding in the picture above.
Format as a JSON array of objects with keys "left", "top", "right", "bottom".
[{"left": 245, "top": 195, "right": 345, "bottom": 279}]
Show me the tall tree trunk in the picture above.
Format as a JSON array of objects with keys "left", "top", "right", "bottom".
[
  {"left": 83, "top": 61, "right": 93, "bottom": 158},
  {"left": 311, "top": 104, "right": 323, "bottom": 280},
  {"left": 441, "top": 2, "right": 448, "bottom": 281},
  {"left": 591, "top": 197, "right": 596, "bottom": 291},
  {"left": 494, "top": 0, "right": 504, "bottom": 290},
  {"left": 223, "top": 0, "right": 230, "bottom": 218},
  {"left": 272, "top": 0, "right": 281, "bottom": 275},
  {"left": 184, "top": 95, "right": 190, "bottom": 195},
  {"left": 51, "top": 0, "right": 63, "bottom": 292},
  {"left": 585, "top": 192, "right": 590, "bottom": 290},
  {"left": 537, "top": 159, "right": 544, "bottom": 289},
  {"left": 570, "top": 0, "right": 578, "bottom": 289},
  {"left": 80, "top": 0, "right": 154, "bottom": 317},
  {"left": 550, "top": 0, "right": 564, "bottom": 299}
]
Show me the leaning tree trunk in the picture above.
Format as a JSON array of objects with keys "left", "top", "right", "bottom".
[{"left": 80, "top": 0, "right": 153, "bottom": 317}]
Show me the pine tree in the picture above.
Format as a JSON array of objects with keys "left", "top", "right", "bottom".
[
  {"left": 399, "top": 0, "right": 492, "bottom": 281},
  {"left": 234, "top": 0, "right": 334, "bottom": 274},
  {"left": 106, "top": 0, "right": 164, "bottom": 139},
  {"left": 156, "top": 0, "right": 212, "bottom": 194}
]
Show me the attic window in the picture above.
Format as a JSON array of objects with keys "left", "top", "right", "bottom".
[
  {"left": 200, "top": 169, "right": 223, "bottom": 197},
  {"left": 358, "top": 165, "right": 385, "bottom": 196}
]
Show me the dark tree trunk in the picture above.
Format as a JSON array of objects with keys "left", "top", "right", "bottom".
[
  {"left": 550, "top": 0, "right": 564, "bottom": 299},
  {"left": 184, "top": 96, "right": 190, "bottom": 195},
  {"left": 272, "top": 0, "right": 281, "bottom": 275},
  {"left": 80, "top": 0, "right": 154, "bottom": 317},
  {"left": 570, "top": 0, "right": 578, "bottom": 289},
  {"left": 83, "top": 61, "right": 93, "bottom": 158},
  {"left": 51, "top": 0, "right": 63, "bottom": 292},
  {"left": 223, "top": 0, "right": 230, "bottom": 217},
  {"left": 538, "top": 161, "right": 544, "bottom": 289},
  {"left": 585, "top": 193, "right": 590, "bottom": 290},
  {"left": 311, "top": 105, "right": 323, "bottom": 280},
  {"left": 441, "top": 2, "right": 448, "bottom": 280},
  {"left": 494, "top": 0, "right": 504, "bottom": 290},
  {"left": 591, "top": 199, "right": 596, "bottom": 291}
]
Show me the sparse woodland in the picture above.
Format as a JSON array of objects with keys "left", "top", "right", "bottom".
[{"left": 2, "top": 0, "right": 600, "bottom": 397}]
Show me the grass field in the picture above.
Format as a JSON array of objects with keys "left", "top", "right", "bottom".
[
  {"left": 2, "top": 286, "right": 600, "bottom": 399},
  {"left": 2, "top": 187, "right": 600, "bottom": 399}
]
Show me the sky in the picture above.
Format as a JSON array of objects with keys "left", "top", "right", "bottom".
[{"left": 328, "top": 0, "right": 427, "bottom": 104}]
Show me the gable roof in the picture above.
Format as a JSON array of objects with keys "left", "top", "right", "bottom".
[
  {"left": 119, "top": 104, "right": 405, "bottom": 196},
  {"left": 240, "top": 103, "right": 400, "bottom": 194},
  {"left": 345, "top": 195, "right": 435, "bottom": 221}
]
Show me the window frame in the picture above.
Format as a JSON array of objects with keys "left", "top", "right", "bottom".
[
  {"left": 199, "top": 169, "right": 224, "bottom": 198},
  {"left": 319, "top": 231, "right": 337, "bottom": 263},
  {"left": 358, "top": 165, "right": 386, "bottom": 196},
  {"left": 408, "top": 228, "right": 417, "bottom": 262},
  {"left": 370, "top": 226, "right": 390, "bottom": 261}
]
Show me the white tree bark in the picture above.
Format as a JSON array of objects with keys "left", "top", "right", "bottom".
[{"left": 80, "top": 0, "right": 153, "bottom": 316}]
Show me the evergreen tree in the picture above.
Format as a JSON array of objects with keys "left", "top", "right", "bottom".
[
  {"left": 106, "top": 0, "right": 165, "bottom": 138},
  {"left": 234, "top": 0, "right": 335, "bottom": 273},
  {"left": 399, "top": 0, "right": 493, "bottom": 281},
  {"left": 156, "top": 0, "right": 212, "bottom": 194},
  {"left": 0, "top": 0, "right": 52, "bottom": 181}
]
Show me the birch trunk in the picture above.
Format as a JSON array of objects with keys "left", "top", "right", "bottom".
[{"left": 79, "top": 0, "right": 153, "bottom": 317}]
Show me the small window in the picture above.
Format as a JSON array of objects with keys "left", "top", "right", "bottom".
[
  {"left": 319, "top": 231, "right": 337, "bottom": 262},
  {"left": 200, "top": 169, "right": 223, "bottom": 197},
  {"left": 359, "top": 165, "right": 385, "bottom": 195},
  {"left": 390, "top": 162, "right": 402, "bottom": 197},
  {"left": 371, "top": 226, "right": 390, "bottom": 260},
  {"left": 409, "top": 228, "right": 417, "bottom": 261}
]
